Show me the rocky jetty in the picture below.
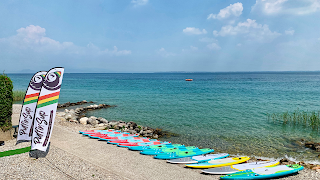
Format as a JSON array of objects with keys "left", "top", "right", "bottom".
[
  {"left": 57, "top": 100, "right": 95, "bottom": 108},
  {"left": 55, "top": 101, "right": 175, "bottom": 139}
]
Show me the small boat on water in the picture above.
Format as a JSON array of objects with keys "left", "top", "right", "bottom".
[{"left": 185, "top": 79, "right": 193, "bottom": 81}]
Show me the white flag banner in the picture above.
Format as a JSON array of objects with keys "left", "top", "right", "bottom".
[
  {"left": 31, "top": 67, "right": 64, "bottom": 151},
  {"left": 17, "top": 71, "right": 47, "bottom": 143}
]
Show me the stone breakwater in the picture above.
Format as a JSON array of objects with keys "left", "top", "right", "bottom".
[
  {"left": 56, "top": 102, "right": 175, "bottom": 139},
  {"left": 57, "top": 100, "right": 95, "bottom": 108}
]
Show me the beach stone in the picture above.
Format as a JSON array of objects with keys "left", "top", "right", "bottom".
[
  {"left": 97, "top": 117, "right": 108, "bottom": 124},
  {"left": 305, "top": 141, "right": 315, "bottom": 149},
  {"left": 69, "top": 119, "right": 78, "bottom": 123},
  {"left": 134, "top": 127, "right": 140, "bottom": 132},
  {"left": 314, "top": 143, "right": 320, "bottom": 152},
  {"left": 128, "top": 130, "right": 136, "bottom": 134},
  {"left": 109, "top": 121, "right": 118, "bottom": 127},
  {"left": 146, "top": 130, "right": 153, "bottom": 134},
  {"left": 80, "top": 117, "right": 88, "bottom": 125},
  {"left": 152, "top": 134, "right": 158, "bottom": 139},
  {"left": 57, "top": 112, "right": 66, "bottom": 117},
  {"left": 58, "top": 117, "right": 67, "bottom": 122},
  {"left": 98, "top": 123, "right": 105, "bottom": 127},
  {"left": 82, "top": 100, "right": 87, "bottom": 103},
  {"left": 87, "top": 117, "right": 98, "bottom": 125},
  {"left": 117, "top": 123, "right": 126, "bottom": 129},
  {"left": 129, "top": 122, "right": 137, "bottom": 128},
  {"left": 65, "top": 114, "right": 73, "bottom": 120},
  {"left": 104, "top": 125, "right": 111, "bottom": 129}
]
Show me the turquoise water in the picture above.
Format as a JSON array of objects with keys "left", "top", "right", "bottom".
[{"left": 8, "top": 72, "right": 320, "bottom": 163}]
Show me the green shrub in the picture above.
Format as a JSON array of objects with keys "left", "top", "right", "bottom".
[
  {"left": 13, "top": 90, "right": 26, "bottom": 101},
  {"left": 0, "top": 73, "right": 13, "bottom": 131}
]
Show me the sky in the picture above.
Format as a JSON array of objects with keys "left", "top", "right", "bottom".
[{"left": 1, "top": 0, "right": 320, "bottom": 73}]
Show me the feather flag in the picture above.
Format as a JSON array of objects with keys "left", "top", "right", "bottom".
[
  {"left": 17, "top": 71, "right": 47, "bottom": 144},
  {"left": 31, "top": 67, "right": 64, "bottom": 151}
]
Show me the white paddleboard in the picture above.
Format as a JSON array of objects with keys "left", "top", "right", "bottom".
[
  {"left": 202, "top": 160, "right": 279, "bottom": 174},
  {"left": 167, "top": 153, "right": 229, "bottom": 164}
]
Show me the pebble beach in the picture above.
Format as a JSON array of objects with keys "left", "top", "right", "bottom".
[{"left": 1, "top": 104, "right": 320, "bottom": 179}]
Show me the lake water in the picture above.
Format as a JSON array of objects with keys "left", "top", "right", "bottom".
[{"left": 8, "top": 72, "right": 320, "bottom": 163}]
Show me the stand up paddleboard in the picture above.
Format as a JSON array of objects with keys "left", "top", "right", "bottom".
[
  {"left": 220, "top": 164, "right": 304, "bottom": 179},
  {"left": 140, "top": 146, "right": 198, "bottom": 155},
  {"left": 167, "top": 153, "right": 229, "bottom": 164},
  {"left": 117, "top": 141, "right": 171, "bottom": 148},
  {"left": 185, "top": 157, "right": 250, "bottom": 168},
  {"left": 202, "top": 160, "right": 279, "bottom": 174},
  {"left": 128, "top": 144, "right": 185, "bottom": 151},
  {"left": 154, "top": 148, "right": 214, "bottom": 160}
]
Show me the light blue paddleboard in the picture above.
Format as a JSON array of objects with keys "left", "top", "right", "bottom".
[{"left": 128, "top": 144, "right": 184, "bottom": 151}]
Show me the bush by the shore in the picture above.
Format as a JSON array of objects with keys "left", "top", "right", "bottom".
[{"left": 0, "top": 73, "right": 13, "bottom": 131}]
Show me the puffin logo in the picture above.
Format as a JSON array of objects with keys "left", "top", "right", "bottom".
[
  {"left": 29, "top": 74, "right": 46, "bottom": 91},
  {"left": 42, "top": 71, "right": 62, "bottom": 91}
]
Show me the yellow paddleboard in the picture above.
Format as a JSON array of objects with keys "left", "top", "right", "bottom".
[{"left": 185, "top": 156, "right": 250, "bottom": 168}]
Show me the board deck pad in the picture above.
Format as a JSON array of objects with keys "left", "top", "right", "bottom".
[{"left": 202, "top": 160, "right": 279, "bottom": 174}]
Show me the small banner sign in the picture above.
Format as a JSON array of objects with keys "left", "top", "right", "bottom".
[
  {"left": 17, "top": 71, "right": 47, "bottom": 144},
  {"left": 31, "top": 67, "right": 64, "bottom": 151}
]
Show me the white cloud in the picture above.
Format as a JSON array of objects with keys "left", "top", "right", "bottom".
[
  {"left": 190, "top": 46, "right": 198, "bottom": 51},
  {"left": 0, "top": 25, "right": 131, "bottom": 56},
  {"left": 207, "top": 43, "right": 221, "bottom": 50},
  {"left": 207, "top": 2, "right": 243, "bottom": 20},
  {"left": 252, "top": 0, "right": 320, "bottom": 15},
  {"left": 237, "top": 43, "right": 242, "bottom": 46},
  {"left": 131, "top": 0, "right": 148, "bottom": 7},
  {"left": 87, "top": 43, "right": 131, "bottom": 56},
  {"left": 213, "top": 30, "right": 219, "bottom": 37},
  {"left": 183, "top": 27, "right": 207, "bottom": 35},
  {"left": 199, "top": 37, "right": 218, "bottom": 43},
  {"left": 285, "top": 28, "right": 295, "bottom": 35},
  {"left": 157, "top": 48, "right": 175, "bottom": 57},
  {"left": 213, "top": 19, "right": 281, "bottom": 42}
]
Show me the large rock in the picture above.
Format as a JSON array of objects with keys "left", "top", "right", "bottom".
[
  {"left": 128, "top": 130, "right": 137, "bottom": 134},
  {"left": 146, "top": 130, "right": 153, "bottom": 134},
  {"left": 80, "top": 117, "right": 88, "bottom": 125},
  {"left": 128, "top": 121, "right": 137, "bottom": 128},
  {"left": 87, "top": 116, "right": 98, "bottom": 125},
  {"left": 109, "top": 121, "right": 118, "bottom": 127},
  {"left": 97, "top": 117, "right": 108, "bottom": 124},
  {"left": 315, "top": 143, "right": 320, "bottom": 152},
  {"left": 64, "top": 114, "right": 74, "bottom": 120},
  {"left": 116, "top": 123, "right": 127, "bottom": 129}
]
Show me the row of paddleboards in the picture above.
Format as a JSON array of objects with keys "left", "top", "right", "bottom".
[{"left": 80, "top": 129, "right": 304, "bottom": 179}]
